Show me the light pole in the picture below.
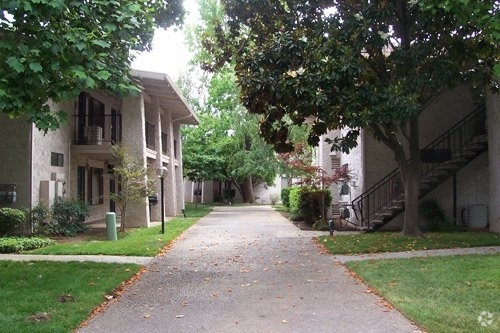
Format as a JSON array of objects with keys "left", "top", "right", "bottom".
[{"left": 156, "top": 166, "right": 168, "bottom": 234}]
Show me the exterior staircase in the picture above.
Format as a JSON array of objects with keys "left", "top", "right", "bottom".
[{"left": 351, "top": 106, "right": 487, "bottom": 231}]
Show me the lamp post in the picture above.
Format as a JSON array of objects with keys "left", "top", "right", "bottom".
[{"left": 156, "top": 166, "right": 168, "bottom": 234}]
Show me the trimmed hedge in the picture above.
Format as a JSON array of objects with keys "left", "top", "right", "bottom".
[
  {"left": 288, "top": 186, "right": 332, "bottom": 224},
  {"left": 281, "top": 187, "right": 291, "bottom": 208},
  {"left": 0, "top": 236, "right": 55, "bottom": 253},
  {"left": 0, "top": 208, "right": 26, "bottom": 235}
]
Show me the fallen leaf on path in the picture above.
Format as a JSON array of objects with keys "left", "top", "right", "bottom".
[
  {"left": 176, "top": 315, "right": 184, "bottom": 318},
  {"left": 144, "top": 313, "right": 151, "bottom": 319}
]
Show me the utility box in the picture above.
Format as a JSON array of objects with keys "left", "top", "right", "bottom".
[{"left": 464, "top": 204, "right": 488, "bottom": 228}]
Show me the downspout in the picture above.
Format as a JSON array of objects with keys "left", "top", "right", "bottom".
[{"left": 29, "top": 124, "right": 34, "bottom": 232}]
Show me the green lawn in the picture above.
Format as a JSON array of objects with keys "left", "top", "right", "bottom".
[
  {"left": 0, "top": 203, "right": 213, "bottom": 332},
  {"left": 0, "top": 261, "right": 140, "bottom": 333},
  {"left": 319, "top": 231, "right": 500, "bottom": 254},
  {"left": 347, "top": 254, "right": 500, "bottom": 333},
  {"left": 26, "top": 203, "right": 213, "bottom": 256}
]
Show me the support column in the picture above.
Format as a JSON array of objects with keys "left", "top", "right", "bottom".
[
  {"left": 150, "top": 99, "right": 163, "bottom": 222},
  {"left": 487, "top": 90, "right": 500, "bottom": 233},
  {"left": 120, "top": 93, "right": 149, "bottom": 228}
]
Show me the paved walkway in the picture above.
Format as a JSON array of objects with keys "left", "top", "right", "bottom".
[{"left": 75, "top": 206, "right": 422, "bottom": 333}]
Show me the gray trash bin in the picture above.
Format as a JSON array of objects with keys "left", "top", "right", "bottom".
[{"left": 105, "top": 212, "right": 117, "bottom": 241}]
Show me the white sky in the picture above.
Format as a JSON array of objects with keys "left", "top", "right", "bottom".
[{"left": 132, "top": 0, "right": 200, "bottom": 81}]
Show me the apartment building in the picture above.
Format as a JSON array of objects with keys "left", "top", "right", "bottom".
[
  {"left": 0, "top": 69, "right": 198, "bottom": 228},
  {"left": 316, "top": 87, "right": 500, "bottom": 233}
]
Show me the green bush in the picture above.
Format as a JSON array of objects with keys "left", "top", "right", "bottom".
[
  {"left": 419, "top": 199, "right": 457, "bottom": 231},
  {"left": 288, "top": 186, "right": 302, "bottom": 220},
  {"left": 299, "top": 188, "right": 332, "bottom": 225},
  {"left": 0, "top": 236, "right": 55, "bottom": 253},
  {"left": 48, "top": 198, "right": 90, "bottom": 236},
  {"left": 27, "top": 203, "right": 50, "bottom": 234},
  {"left": 281, "top": 187, "right": 291, "bottom": 208},
  {"left": 0, "top": 208, "right": 26, "bottom": 235}
]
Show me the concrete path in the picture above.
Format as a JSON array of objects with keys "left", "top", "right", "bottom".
[
  {"left": 76, "top": 206, "right": 422, "bottom": 333},
  {"left": 0, "top": 254, "right": 151, "bottom": 265},
  {"left": 335, "top": 245, "right": 500, "bottom": 263}
]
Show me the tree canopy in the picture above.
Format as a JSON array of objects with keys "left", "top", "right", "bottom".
[
  {"left": 201, "top": 0, "right": 498, "bottom": 235},
  {"left": 0, "top": 0, "right": 184, "bottom": 130},
  {"left": 180, "top": 66, "right": 281, "bottom": 203},
  {"left": 180, "top": 0, "right": 284, "bottom": 203}
]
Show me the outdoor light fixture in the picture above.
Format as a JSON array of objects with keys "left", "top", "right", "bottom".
[{"left": 156, "top": 166, "right": 168, "bottom": 234}]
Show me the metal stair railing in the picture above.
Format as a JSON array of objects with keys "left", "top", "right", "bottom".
[{"left": 352, "top": 106, "right": 487, "bottom": 230}]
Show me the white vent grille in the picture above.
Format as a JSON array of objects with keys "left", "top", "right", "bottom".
[
  {"left": 331, "top": 156, "right": 341, "bottom": 170},
  {"left": 465, "top": 205, "right": 488, "bottom": 228}
]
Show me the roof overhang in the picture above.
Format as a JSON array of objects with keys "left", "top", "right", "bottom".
[{"left": 131, "top": 69, "right": 199, "bottom": 125}]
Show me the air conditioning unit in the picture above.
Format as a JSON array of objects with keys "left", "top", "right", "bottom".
[
  {"left": 85, "top": 126, "right": 102, "bottom": 145},
  {"left": 464, "top": 204, "right": 488, "bottom": 228}
]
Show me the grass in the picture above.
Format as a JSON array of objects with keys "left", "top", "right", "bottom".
[
  {"left": 0, "top": 203, "right": 213, "bottom": 332},
  {"left": 26, "top": 203, "right": 213, "bottom": 256},
  {"left": 346, "top": 254, "right": 500, "bottom": 333},
  {"left": 319, "top": 231, "right": 500, "bottom": 254},
  {"left": 0, "top": 261, "right": 140, "bottom": 333}
]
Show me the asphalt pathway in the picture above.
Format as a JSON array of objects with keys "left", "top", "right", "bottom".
[{"left": 76, "top": 206, "right": 422, "bottom": 333}]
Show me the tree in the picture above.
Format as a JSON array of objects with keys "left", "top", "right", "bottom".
[
  {"left": 180, "top": 67, "right": 280, "bottom": 203},
  {"left": 201, "top": 0, "right": 498, "bottom": 235},
  {"left": 179, "top": 0, "right": 283, "bottom": 203},
  {"left": 110, "top": 145, "right": 155, "bottom": 232},
  {"left": 0, "top": 0, "right": 184, "bottom": 131}
]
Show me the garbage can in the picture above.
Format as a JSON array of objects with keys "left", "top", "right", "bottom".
[{"left": 105, "top": 212, "right": 117, "bottom": 241}]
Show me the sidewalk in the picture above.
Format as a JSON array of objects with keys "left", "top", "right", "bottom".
[
  {"left": 76, "top": 206, "right": 423, "bottom": 333},
  {"left": 0, "top": 253, "right": 151, "bottom": 265},
  {"left": 334, "top": 245, "right": 500, "bottom": 263}
]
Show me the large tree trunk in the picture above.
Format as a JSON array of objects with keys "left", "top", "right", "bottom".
[
  {"left": 241, "top": 176, "right": 256, "bottom": 203},
  {"left": 398, "top": 117, "right": 423, "bottom": 236},
  {"left": 400, "top": 163, "right": 422, "bottom": 236},
  {"left": 373, "top": 116, "right": 423, "bottom": 236}
]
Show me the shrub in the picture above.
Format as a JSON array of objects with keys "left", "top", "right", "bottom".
[
  {"left": 0, "top": 208, "right": 26, "bottom": 235},
  {"left": 48, "top": 198, "right": 90, "bottom": 236},
  {"left": 0, "top": 236, "right": 55, "bottom": 253},
  {"left": 288, "top": 187, "right": 302, "bottom": 220},
  {"left": 269, "top": 193, "right": 280, "bottom": 205},
  {"left": 299, "top": 188, "right": 332, "bottom": 225},
  {"left": 281, "top": 188, "right": 291, "bottom": 208},
  {"left": 27, "top": 203, "right": 50, "bottom": 234},
  {"left": 419, "top": 199, "right": 457, "bottom": 231}
]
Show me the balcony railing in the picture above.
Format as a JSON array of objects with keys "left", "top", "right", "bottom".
[{"left": 73, "top": 114, "right": 122, "bottom": 145}]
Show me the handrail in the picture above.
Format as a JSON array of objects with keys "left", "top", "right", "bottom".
[{"left": 352, "top": 106, "right": 486, "bottom": 229}]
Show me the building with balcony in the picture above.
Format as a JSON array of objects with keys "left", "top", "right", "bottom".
[{"left": 0, "top": 69, "right": 198, "bottom": 228}]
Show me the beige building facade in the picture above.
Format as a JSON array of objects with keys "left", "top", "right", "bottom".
[
  {"left": 317, "top": 86, "right": 499, "bottom": 232},
  {"left": 0, "top": 70, "right": 198, "bottom": 228}
]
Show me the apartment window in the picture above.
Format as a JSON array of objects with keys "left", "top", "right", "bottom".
[
  {"left": 331, "top": 156, "right": 341, "bottom": 170},
  {"left": 145, "top": 121, "right": 156, "bottom": 149},
  {"left": 77, "top": 166, "right": 86, "bottom": 201},
  {"left": 111, "top": 108, "right": 122, "bottom": 143},
  {"left": 89, "top": 97, "right": 105, "bottom": 128},
  {"left": 87, "top": 167, "right": 104, "bottom": 205},
  {"left": 161, "top": 132, "right": 168, "bottom": 154},
  {"left": 77, "top": 166, "right": 104, "bottom": 205},
  {"left": 51, "top": 152, "right": 64, "bottom": 167}
]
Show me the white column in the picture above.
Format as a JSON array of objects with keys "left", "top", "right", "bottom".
[
  {"left": 487, "top": 90, "right": 500, "bottom": 232},
  {"left": 120, "top": 93, "right": 150, "bottom": 227}
]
